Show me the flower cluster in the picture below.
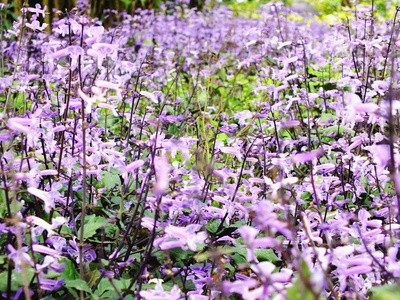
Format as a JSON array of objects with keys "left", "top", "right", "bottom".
[{"left": 1, "top": 1, "right": 400, "bottom": 299}]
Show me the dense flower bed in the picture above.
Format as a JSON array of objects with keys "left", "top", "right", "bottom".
[{"left": 1, "top": 1, "right": 400, "bottom": 299}]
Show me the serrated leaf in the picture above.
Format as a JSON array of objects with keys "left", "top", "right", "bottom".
[
  {"left": 79, "top": 215, "right": 107, "bottom": 239},
  {"left": 60, "top": 260, "right": 80, "bottom": 280}
]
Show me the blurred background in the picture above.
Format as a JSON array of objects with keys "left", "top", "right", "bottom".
[{"left": 0, "top": 0, "right": 393, "bottom": 31}]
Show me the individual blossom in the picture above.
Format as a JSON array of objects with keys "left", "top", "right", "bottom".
[
  {"left": 25, "top": 20, "right": 48, "bottom": 32},
  {"left": 364, "top": 144, "right": 391, "bottom": 175},
  {"left": 66, "top": 237, "right": 96, "bottom": 264},
  {"left": 52, "top": 45, "right": 85, "bottom": 71},
  {"left": 153, "top": 155, "right": 171, "bottom": 196},
  {"left": 344, "top": 92, "right": 379, "bottom": 114},
  {"left": 292, "top": 148, "right": 324, "bottom": 164},
  {"left": 87, "top": 43, "right": 119, "bottom": 68},
  {"left": 26, "top": 215, "right": 66, "bottom": 238},
  {"left": 234, "top": 110, "right": 254, "bottom": 126},
  {"left": 27, "top": 187, "right": 56, "bottom": 213},
  {"left": 28, "top": 3, "right": 46, "bottom": 18},
  {"left": 39, "top": 277, "right": 65, "bottom": 291},
  {"left": 156, "top": 224, "right": 207, "bottom": 251},
  {"left": 140, "top": 279, "right": 182, "bottom": 300},
  {"left": 7, "top": 117, "right": 36, "bottom": 135},
  {"left": 85, "top": 25, "right": 105, "bottom": 46},
  {"left": 7, "top": 245, "right": 33, "bottom": 272},
  {"left": 371, "top": 80, "right": 388, "bottom": 96},
  {"left": 120, "top": 159, "right": 145, "bottom": 184}
]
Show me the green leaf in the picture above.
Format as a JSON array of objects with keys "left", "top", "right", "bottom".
[
  {"left": 79, "top": 215, "right": 107, "bottom": 239},
  {"left": 101, "top": 172, "right": 121, "bottom": 189},
  {"left": 96, "top": 278, "right": 113, "bottom": 295},
  {"left": 120, "top": 0, "right": 133, "bottom": 10},
  {"left": 60, "top": 259, "right": 80, "bottom": 280},
  {"left": 286, "top": 260, "right": 314, "bottom": 300},
  {"left": 216, "top": 132, "right": 228, "bottom": 142},
  {"left": 65, "top": 279, "right": 91, "bottom": 293},
  {"left": 87, "top": 268, "right": 101, "bottom": 288},
  {"left": 370, "top": 284, "right": 400, "bottom": 300},
  {"left": 65, "top": 287, "right": 79, "bottom": 299},
  {"left": 301, "top": 192, "right": 312, "bottom": 200},
  {"left": 231, "top": 253, "right": 249, "bottom": 266},
  {"left": 168, "top": 248, "right": 195, "bottom": 261},
  {"left": 0, "top": 190, "right": 7, "bottom": 217},
  {"left": 318, "top": 113, "right": 336, "bottom": 123},
  {"left": 0, "top": 255, "right": 6, "bottom": 264},
  {"left": 322, "top": 125, "right": 354, "bottom": 136},
  {"left": 229, "top": 246, "right": 247, "bottom": 257},
  {"left": 0, "top": 268, "right": 36, "bottom": 292},
  {"left": 206, "top": 219, "right": 220, "bottom": 234},
  {"left": 254, "top": 249, "right": 281, "bottom": 263}
]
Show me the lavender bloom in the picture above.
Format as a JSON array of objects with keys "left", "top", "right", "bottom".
[
  {"left": 7, "top": 245, "right": 33, "bottom": 272},
  {"left": 292, "top": 148, "right": 324, "bottom": 164},
  {"left": 140, "top": 279, "right": 182, "bottom": 300},
  {"left": 364, "top": 144, "right": 391, "bottom": 175},
  {"left": 156, "top": 224, "right": 207, "bottom": 251},
  {"left": 25, "top": 20, "right": 48, "bottom": 32},
  {"left": 40, "top": 278, "right": 65, "bottom": 291},
  {"left": 27, "top": 187, "right": 55, "bottom": 213},
  {"left": 66, "top": 238, "right": 96, "bottom": 263},
  {"left": 3, "top": 2, "right": 400, "bottom": 298},
  {"left": 7, "top": 117, "right": 35, "bottom": 135}
]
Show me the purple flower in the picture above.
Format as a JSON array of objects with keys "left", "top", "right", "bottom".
[
  {"left": 25, "top": 20, "right": 48, "bottom": 32},
  {"left": 66, "top": 237, "right": 96, "bottom": 263},
  {"left": 28, "top": 4, "right": 46, "bottom": 18},
  {"left": 156, "top": 224, "right": 207, "bottom": 251},
  {"left": 40, "top": 278, "right": 65, "bottom": 291},
  {"left": 7, "top": 117, "right": 35, "bottom": 135},
  {"left": 153, "top": 155, "right": 171, "bottom": 196},
  {"left": 27, "top": 187, "right": 55, "bottom": 213},
  {"left": 364, "top": 144, "right": 391, "bottom": 175},
  {"left": 371, "top": 80, "right": 388, "bottom": 96},
  {"left": 7, "top": 245, "right": 33, "bottom": 272},
  {"left": 140, "top": 279, "right": 182, "bottom": 300},
  {"left": 292, "top": 148, "right": 324, "bottom": 164}
]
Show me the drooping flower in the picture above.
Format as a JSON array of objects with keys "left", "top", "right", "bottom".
[
  {"left": 27, "top": 187, "right": 55, "bottom": 213},
  {"left": 292, "top": 148, "right": 324, "bottom": 164},
  {"left": 364, "top": 144, "right": 391, "bottom": 175},
  {"left": 153, "top": 155, "right": 171, "bottom": 196}
]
